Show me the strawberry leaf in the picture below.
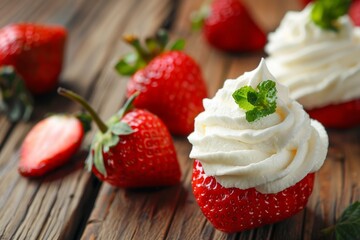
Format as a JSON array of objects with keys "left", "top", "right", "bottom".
[
  {"left": 0, "top": 66, "right": 33, "bottom": 122},
  {"left": 76, "top": 112, "right": 92, "bottom": 133},
  {"left": 311, "top": 0, "right": 352, "bottom": 31},
  {"left": 155, "top": 29, "right": 169, "bottom": 49},
  {"left": 232, "top": 80, "right": 277, "bottom": 122},
  {"left": 110, "top": 122, "right": 134, "bottom": 135},
  {"left": 322, "top": 201, "right": 360, "bottom": 240},
  {"left": 191, "top": 1, "right": 211, "bottom": 30},
  {"left": 93, "top": 141, "right": 106, "bottom": 175},
  {"left": 102, "top": 134, "right": 119, "bottom": 153},
  {"left": 115, "top": 52, "right": 146, "bottom": 76},
  {"left": 170, "top": 39, "right": 185, "bottom": 51},
  {"left": 145, "top": 37, "right": 162, "bottom": 55}
]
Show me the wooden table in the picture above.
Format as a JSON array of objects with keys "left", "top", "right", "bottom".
[{"left": 0, "top": 0, "right": 359, "bottom": 239}]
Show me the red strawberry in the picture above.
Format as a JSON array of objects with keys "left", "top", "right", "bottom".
[
  {"left": 58, "top": 88, "right": 181, "bottom": 188},
  {"left": 0, "top": 23, "right": 67, "bottom": 94},
  {"left": 192, "top": 160, "right": 315, "bottom": 233},
  {"left": 300, "top": 0, "right": 312, "bottom": 7},
  {"left": 19, "top": 114, "right": 89, "bottom": 177},
  {"left": 350, "top": 0, "right": 360, "bottom": 26},
  {"left": 307, "top": 99, "right": 360, "bottom": 128},
  {"left": 193, "top": 0, "right": 266, "bottom": 52},
  {"left": 115, "top": 31, "right": 207, "bottom": 136}
]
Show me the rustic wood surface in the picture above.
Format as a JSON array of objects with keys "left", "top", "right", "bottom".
[{"left": 0, "top": 0, "right": 359, "bottom": 239}]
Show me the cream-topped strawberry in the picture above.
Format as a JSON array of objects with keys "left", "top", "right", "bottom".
[
  {"left": 188, "top": 59, "right": 328, "bottom": 232},
  {"left": 266, "top": 0, "right": 360, "bottom": 128}
]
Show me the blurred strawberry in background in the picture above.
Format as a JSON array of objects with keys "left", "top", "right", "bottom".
[
  {"left": 0, "top": 23, "right": 67, "bottom": 122},
  {"left": 192, "top": 0, "right": 267, "bottom": 52}
]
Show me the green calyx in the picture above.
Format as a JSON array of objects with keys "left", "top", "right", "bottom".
[
  {"left": 114, "top": 29, "right": 185, "bottom": 76},
  {"left": 311, "top": 0, "right": 352, "bottom": 31},
  {"left": 0, "top": 66, "right": 33, "bottom": 122},
  {"left": 190, "top": 0, "right": 211, "bottom": 30},
  {"left": 58, "top": 88, "right": 138, "bottom": 176},
  {"left": 322, "top": 201, "right": 360, "bottom": 240},
  {"left": 232, "top": 80, "right": 277, "bottom": 122}
]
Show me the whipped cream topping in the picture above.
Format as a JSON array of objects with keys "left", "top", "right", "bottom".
[
  {"left": 188, "top": 59, "right": 328, "bottom": 194},
  {"left": 266, "top": 5, "right": 360, "bottom": 110}
]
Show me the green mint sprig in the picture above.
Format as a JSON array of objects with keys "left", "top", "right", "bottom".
[
  {"left": 311, "top": 0, "right": 352, "bottom": 31},
  {"left": 232, "top": 80, "right": 277, "bottom": 122},
  {"left": 322, "top": 201, "right": 360, "bottom": 240}
]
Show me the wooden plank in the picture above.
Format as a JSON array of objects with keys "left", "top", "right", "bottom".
[
  {"left": 0, "top": 0, "right": 169, "bottom": 239},
  {"left": 0, "top": 0, "right": 359, "bottom": 239}
]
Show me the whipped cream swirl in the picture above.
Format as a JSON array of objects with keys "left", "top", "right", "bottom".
[
  {"left": 265, "top": 5, "right": 360, "bottom": 109},
  {"left": 188, "top": 59, "right": 328, "bottom": 194}
]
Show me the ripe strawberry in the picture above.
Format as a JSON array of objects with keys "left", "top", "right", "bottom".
[
  {"left": 58, "top": 88, "right": 181, "bottom": 188},
  {"left": 19, "top": 114, "right": 90, "bottom": 177},
  {"left": 192, "top": 160, "right": 315, "bottom": 233},
  {"left": 307, "top": 99, "right": 360, "bottom": 128},
  {"left": 0, "top": 23, "right": 67, "bottom": 94},
  {"left": 192, "top": 0, "right": 267, "bottom": 52},
  {"left": 300, "top": 0, "right": 312, "bottom": 7},
  {"left": 350, "top": 0, "right": 360, "bottom": 26},
  {"left": 115, "top": 30, "right": 207, "bottom": 136}
]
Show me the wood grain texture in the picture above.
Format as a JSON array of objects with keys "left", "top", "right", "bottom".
[{"left": 0, "top": 0, "right": 359, "bottom": 239}]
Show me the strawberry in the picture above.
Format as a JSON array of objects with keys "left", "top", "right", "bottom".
[
  {"left": 300, "top": 0, "right": 312, "bottom": 7},
  {"left": 58, "top": 88, "right": 181, "bottom": 188},
  {"left": 192, "top": 160, "right": 315, "bottom": 233},
  {"left": 192, "top": 0, "right": 267, "bottom": 52},
  {"left": 115, "top": 30, "right": 207, "bottom": 136},
  {"left": 307, "top": 99, "right": 360, "bottom": 128},
  {"left": 0, "top": 23, "right": 67, "bottom": 94},
  {"left": 19, "top": 114, "right": 90, "bottom": 177},
  {"left": 350, "top": 0, "right": 360, "bottom": 26}
]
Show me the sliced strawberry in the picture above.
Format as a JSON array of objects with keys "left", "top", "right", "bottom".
[
  {"left": 307, "top": 99, "right": 360, "bottom": 128},
  {"left": 19, "top": 115, "right": 85, "bottom": 177},
  {"left": 192, "top": 160, "right": 315, "bottom": 233},
  {"left": 0, "top": 23, "right": 67, "bottom": 95},
  {"left": 202, "top": 0, "right": 267, "bottom": 52},
  {"left": 350, "top": 0, "right": 360, "bottom": 26}
]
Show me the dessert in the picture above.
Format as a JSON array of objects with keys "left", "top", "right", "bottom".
[
  {"left": 188, "top": 59, "right": 328, "bottom": 232},
  {"left": 266, "top": 1, "right": 360, "bottom": 128},
  {"left": 115, "top": 30, "right": 207, "bottom": 136}
]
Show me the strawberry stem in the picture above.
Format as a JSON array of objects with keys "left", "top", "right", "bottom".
[
  {"left": 57, "top": 88, "right": 108, "bottom": 133},
  {"left": 123, "top": 34, "right": 151, "bottom": 62}
]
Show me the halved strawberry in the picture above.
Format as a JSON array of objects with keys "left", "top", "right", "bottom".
[
  {"left": 19, "top": 114, "right": 89, "bottom": 177},
  {"left": 307, "top": 99, "right": 360, "bottom": 128},
  {"left": 192, "top": 160, "right": 315, "bottom": 233},
  {"left": 58, "top": 88, "right": 181, "bottom": 188}
]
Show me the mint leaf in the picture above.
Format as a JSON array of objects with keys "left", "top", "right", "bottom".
[
  {"left": 311, "top": 0, "right": 352, "bottom": 31},
  {"left": 232, "top": 80, "right": 277, "bottom": 122},
  {"left": 323, "top": 201, "right": 360, "bottom": 240}
]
